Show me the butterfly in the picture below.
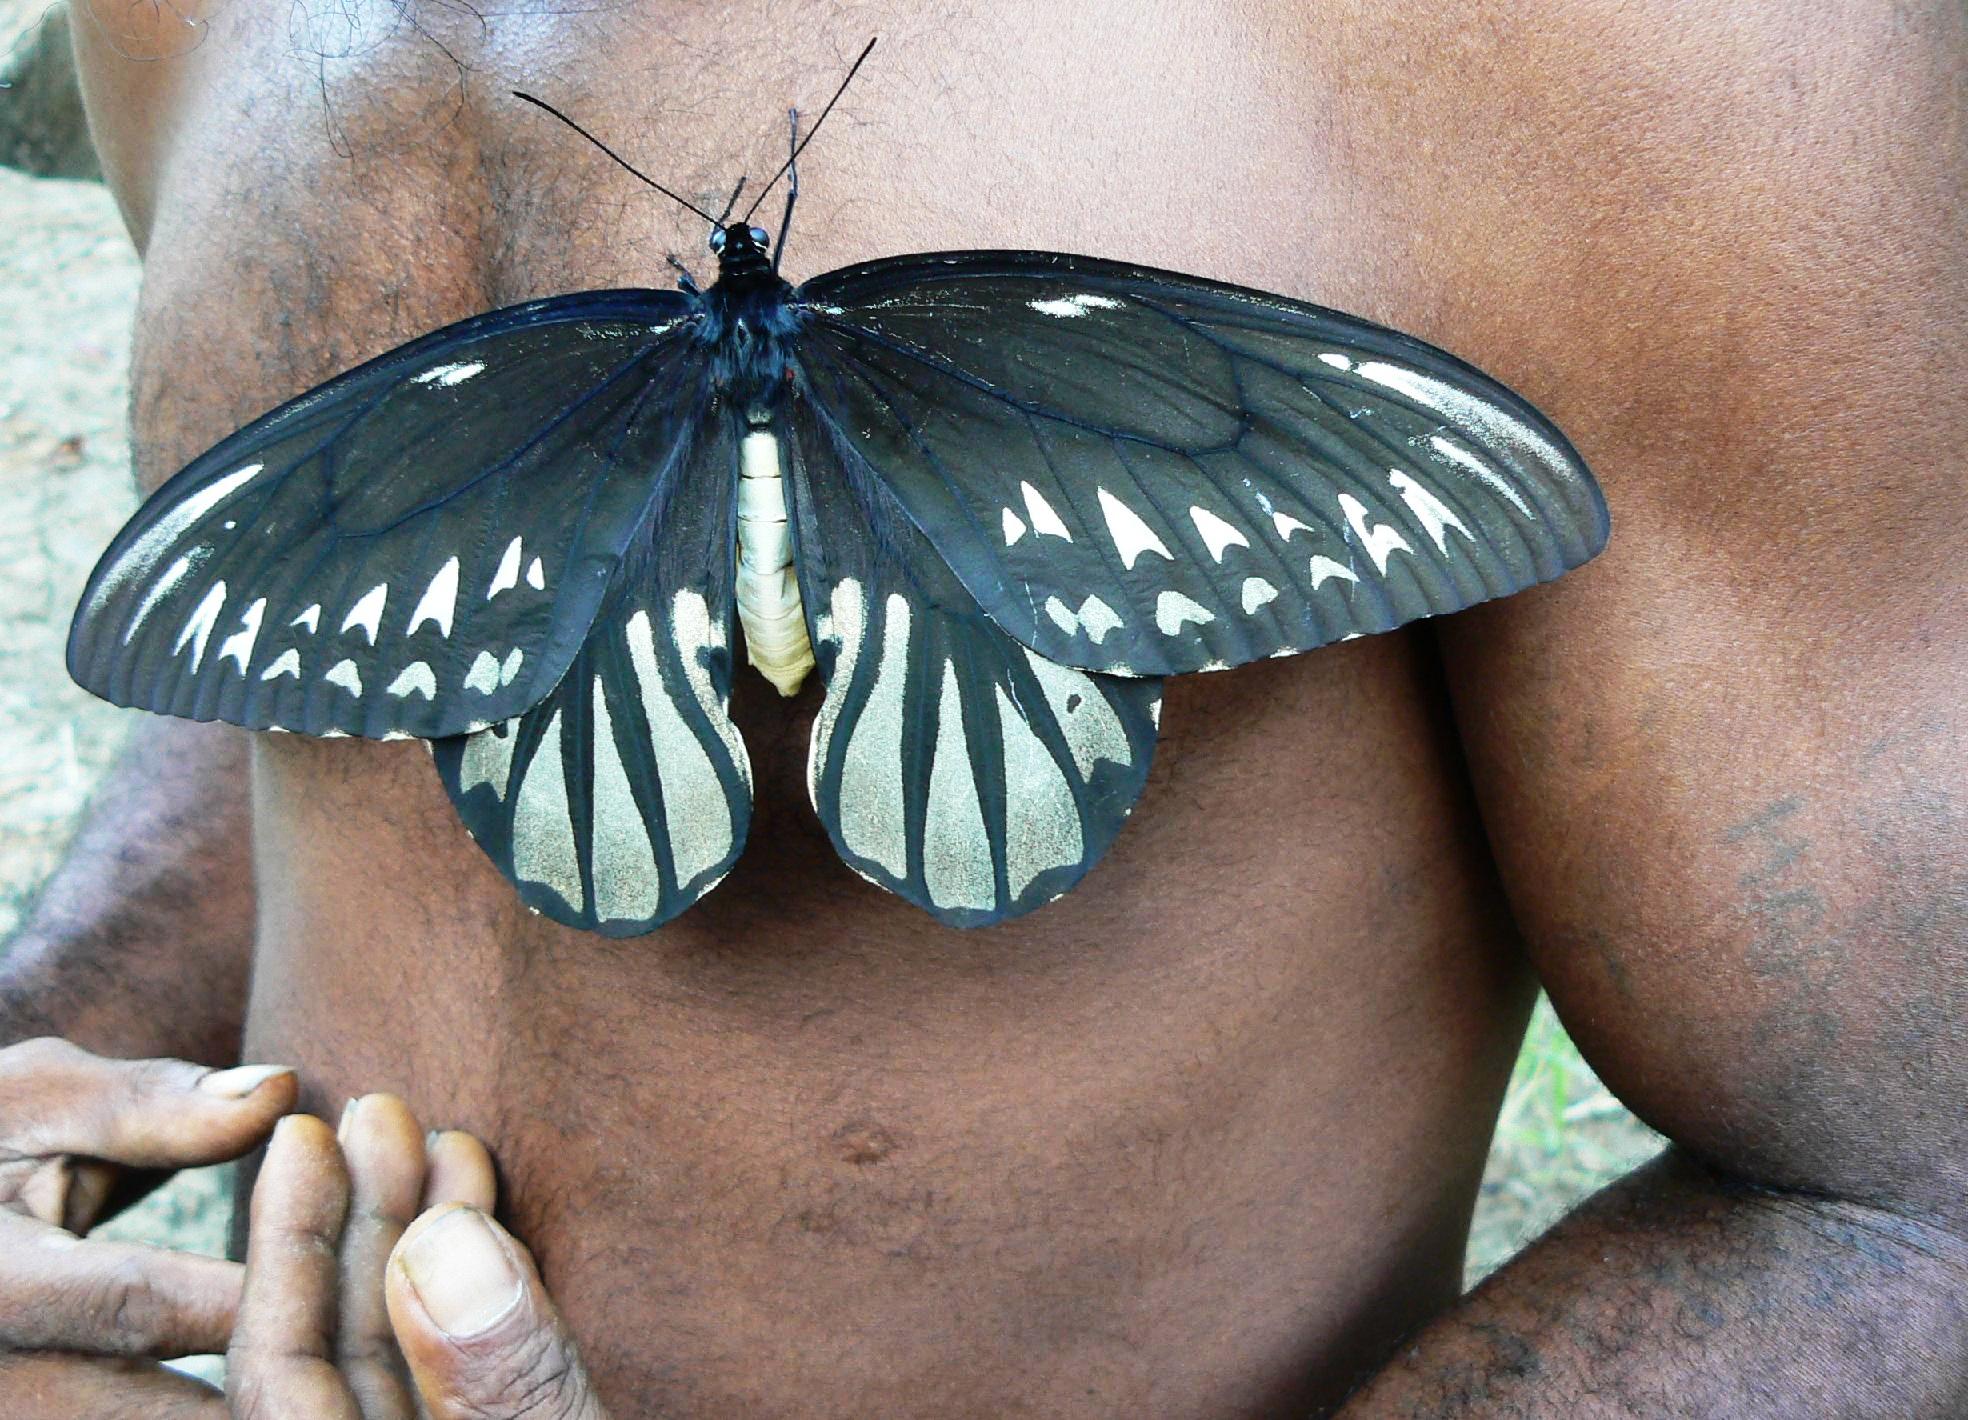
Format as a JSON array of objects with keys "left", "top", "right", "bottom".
[{"left": 67, "top": 42, "right": 1609, "bottom": 935}]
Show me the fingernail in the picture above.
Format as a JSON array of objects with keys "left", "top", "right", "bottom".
[
  {"left": 198, "top": 1064, "right": 293, "bottom": 1099},
  {"left": 426, "top": 1128, "right": 445, "bottom": 1151},
  {"left": 399, "top": 1209, "right": 523, "bottom": 1339},
  {"left": 338, "top": 1097, "right": 361, "bottom": 1143}
]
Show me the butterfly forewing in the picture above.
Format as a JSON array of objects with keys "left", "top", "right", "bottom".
[
  {"left": 68, "top": 292, "right": 703, "bottom": 739},
  {"left": 430, "top": 413, "right": 751, "bottom": 935},
  {"left": 794, "top": 252, "right": 1607, "bottom": 678},
  {"left": 785, "top": 403, "right": 1161, "bottom": 927}
]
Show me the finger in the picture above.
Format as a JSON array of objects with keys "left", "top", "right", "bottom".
[
  {"left": 62, "top": 1158, "right": 123, "bottom": 1232},
  {"left": 420, "top": 1130, "right": 496, "bottom": 1214},
  {"left": 335, "top": 1095, "right": 427, "bottom": 1420},
  {"left": 0, "top": 1037, "right": 296, "bottom": 1169},
  {"left": 0, "top": 1210, "right": 242, "bottom": 1356},
  {"left": 0, "top": 1352, "right": 226, "bottom": 1420},
  {"left": 18, "top": 1155, "right": 72, "bottom": 1224},
  {"left": 387, "top": 1206, "right": 608, "bottom": 1420},
  {"left": 226, "top": 1114, "right": 361, "bottom": 1420}
]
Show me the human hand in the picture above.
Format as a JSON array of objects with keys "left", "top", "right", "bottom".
[
  {"left": 229, "top": 1095, "right": 611, "bottom": 1419},
  {"left": 0, "top": 1035, "right": 295, "bottom": 1416}
]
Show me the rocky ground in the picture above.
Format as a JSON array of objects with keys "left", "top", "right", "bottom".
[{"left": 0, "top": 0, "right": 1660, "bottom": 1340}]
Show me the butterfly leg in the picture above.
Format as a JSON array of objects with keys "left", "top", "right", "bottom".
[{"left": 666, "top": 254, "right": 700, "bottom": 294}]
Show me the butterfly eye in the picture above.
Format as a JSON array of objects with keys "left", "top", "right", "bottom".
[
  {"left": 749, "top": 226, "right": 770, "bottom": 247},
  {"left": 708, "top": 228, "right": 727, "bottom": 252}
]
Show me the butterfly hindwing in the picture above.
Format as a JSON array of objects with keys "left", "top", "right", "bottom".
[
  {"left": 794, "top": 252, "right": 1607, "bottom": 677},
  {"left": 430, "top": 413, "right": 751, "bottom": 934},
  {"left": 785, "top": 404, "right": 1162, "bottom": 927},
  {"left": 68, "top": 291, "right": 706, "bottom": 738}
]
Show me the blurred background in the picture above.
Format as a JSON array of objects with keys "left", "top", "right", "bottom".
[{"left": 0, "top": 0, "right": 1661, "bottom": 1296}]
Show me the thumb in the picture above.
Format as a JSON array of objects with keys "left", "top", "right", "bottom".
[{"left": 386, "top": 1204, "right": 608, "bottom": 1420}]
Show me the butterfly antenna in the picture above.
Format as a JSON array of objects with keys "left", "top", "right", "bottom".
[
  {"left": 715, "top": 173, "right": 749, "bottom": 227},
  {"left": 512, "top": 91, "right": 721, "bottom": 226},
  {"left": 741, "top": 35, "right": 876, "bottom": 224},
  {"left": 773, "top": 108, "right": 800, "bottom": 272}
]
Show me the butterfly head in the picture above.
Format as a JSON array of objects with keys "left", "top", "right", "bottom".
[{"left": 710, "top": 223, "right": 774, "bottom": 278}]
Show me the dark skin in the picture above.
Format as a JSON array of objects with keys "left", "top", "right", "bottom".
[{"left": 2, "top": 1, "right": 1961, "bottom": 1414}]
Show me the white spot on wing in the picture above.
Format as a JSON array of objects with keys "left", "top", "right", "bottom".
[
  {"left": 1022, "top": 650, "right": 1131, "bottom": 782},
  {"left": 487, "top": 538, "right": 523, "bottom": 599},
  {"left": 1021, "top": 483, "right": 1073, "bottom": 541},
  {"left": 123, "top": 550, "right": 202, "bottom": 644},
  {"left": 260, "top": 648, "right": 302, "bottom": 681},
  {"left": 217, "top": 597, "right": 267, "bottom": 674},
  {"left": 837, "top": 593, "right": 911, "bottom": 878},
  {"left": 341, "top": 584, "right": 388, "bottom": 644},
  {"left": 1240, "top": 577, "right": 1279, "bottom": 613},
  {"left": 1154, "top": 590, "right": 1215, "bottom": 636},
  {"left": 1001, "top": 507, "right": 1027, "bottom": 546},
  {"left": 1389, "top": 470, "right": 1473, "bottom": 553},
  {"left": 458, "top": 723, "right": 517, "bottom": 800},
  {"left": 1189, "top": 506, "right": 1250, "bottom": 562},
  {"left": 627, "top": 601, "right": 740, "bottom": 887},
  {"left": 1318, "top": 352, "right": 1354, "bottom": 370},
  {"left": 922, "top": 660, "right": 995, "bottom": 912},
  {"left": 588, "top": 675, "right": 662, "bottom": 922},
  {"left": 1356, "top": 361, "right": 1575, "bottom": 485},
  {"left": 994, "top": 684, "right": 1083, "bottom": 900},
  {"left": 1272, "top": 511, "right": 1315, "bottom": 542},
  {"left": 407, "top": 557, "right": 461, "bottom": 637},
  {"left": 807, "top": 579, "right": 865, "bottom": 804},
  {"left": 500, "top": 647, "right": 524, "bottom": 687},
  {"left": 1096, "top": 488, "right": 1171, "bottom": 569},
  {"left": 525, "top": 557, "right": 546, "bottom": 591},
  {"left": 1429, "top": 435, "right": 1536, "bottom": 518},
  {"left": 1337, "top": 494, "right": 1412, "bottom": 574},
  {"left": 1027, "top": 292, "right": 1123, "bottom": 318},
  {"left": 87, "top": 464, "right": 263, "bottom": 623},
  {"left": 291, "top": 604, "right": 321, "bottom": 633},
  {"left": 385, "top": 661, "right": 437, "bottom": 699},
  {"left": 1044, "top": 594, "right": 1125, "bottom": 644},
  {"left": 464, "top": 650, "right": 501, "bottom": 694},
  {"left": 511, "top": 708, "right": 583, "bottom": 913},
  {"left": 173, "top": 582, "right": 228, "bottom": 672},
  {"left": 1308, "top": 555, "right": 1359, "bottom": 588},
  {"left": 325, "top": 658, "right": 363, "bottom": 696},
  {"left": 413, "top": 361, "right": 486, "bottom": 387}
]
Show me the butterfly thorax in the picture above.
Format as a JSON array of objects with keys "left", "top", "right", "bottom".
[{"left": 697, "top": 225, "right": 815, "bottom": 697}]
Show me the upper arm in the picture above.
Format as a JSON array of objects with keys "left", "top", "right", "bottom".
[{"left": 1428, "top": 5, "right": 1967, "bottom": 1220}]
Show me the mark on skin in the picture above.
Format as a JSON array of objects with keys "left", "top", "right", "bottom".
[
  {"left": 1723, "top": 796, "right": 1830, "bottom": 983},
  {"left": 1021, "top": 482, "right": 1073, "bottom": 541},
  {"left": 487, "top": 537, "right": 523, "bottom": 599},
  {"left": 1097, "top": 488, "right": 1172, "bottom": 569},
  {"left": 407, "top": 556, "right": 461, "bottom": 637},
  {"left": 341, "top": 583, "right": 388, "bottom": 644}
]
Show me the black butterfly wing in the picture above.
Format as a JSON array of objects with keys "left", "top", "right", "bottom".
[
  {"left": 69, "top": 291, "right": 706, "bottom": 739},
  {"left": 793, "top": 252, "right": 1607, "bottom": 676},
  {"left": 783, "top": 401, "right": 1162, "bottom": 928},
  {"left": 430, "top": 411, "right": 751, "bottom": 935}
]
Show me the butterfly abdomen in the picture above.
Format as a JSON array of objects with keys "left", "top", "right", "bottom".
[{"left": 734, "top": 428, "right": 814, "bottom": 695}]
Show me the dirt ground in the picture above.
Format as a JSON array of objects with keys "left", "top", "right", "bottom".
[{"left": 0, "top": 0, "right": 1661, "bottom": 1350}]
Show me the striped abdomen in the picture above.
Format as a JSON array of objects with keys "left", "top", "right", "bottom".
[{"left": 734, "top": 430, "right": 814, "bottom": 696}]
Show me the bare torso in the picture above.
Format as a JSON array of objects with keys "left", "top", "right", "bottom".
[{"left": 82, "top": 4, "right": 1571, "bottom": 1412}]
